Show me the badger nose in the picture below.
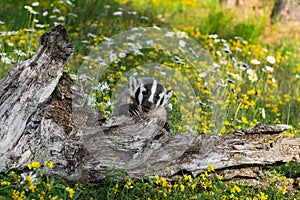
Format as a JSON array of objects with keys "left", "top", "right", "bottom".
[
  {"left": 142, "top": 107, "right": 150, "bottom": 112},
  {"left": 142, "top": 102, "right": 155, "bottom": 112}
]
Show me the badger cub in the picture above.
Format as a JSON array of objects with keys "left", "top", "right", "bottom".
[{"left": 114, "top": 77, "right": 173, "bottom": 131}]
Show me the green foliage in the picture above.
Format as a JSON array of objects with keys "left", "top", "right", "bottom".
[
  {"left": 268, "top": 162, "right": 300, "bottom": 179},
  {"left": 200, "top": 10, "right": 233, "bottom": 36},
  {"left": 122, "top": 0, "right": 271, "bottom": 42},
  {"left": 1, "top": 162, "right": 299, "bottom": 199},
  {"left": 234, "top": 23, "right": 261, "bottom": 43}
]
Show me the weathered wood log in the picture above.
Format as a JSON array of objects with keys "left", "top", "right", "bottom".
[
  {"left": 0, "top": 25, "right": 299, "bottom": 183},
  {"left": 0, "top": 25, "right": 73, "bottom": 170}
]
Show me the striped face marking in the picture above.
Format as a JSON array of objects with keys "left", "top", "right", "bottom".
[
  {"left": 148, "top": 80, "right": 157, "bottom": 103},
  {"left": 131, "top": 77, "right": 173, "bottom": 112},
  {"left": 138, "top": 85, "right": 144, "bottom": 106}
]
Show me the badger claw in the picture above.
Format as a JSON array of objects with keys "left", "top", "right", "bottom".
[
  {"left": 128, "top": 103, "right": 141, "bottom": 117},
  {"left": 157, "top": 120, "right": 170, "bottom": 132}
]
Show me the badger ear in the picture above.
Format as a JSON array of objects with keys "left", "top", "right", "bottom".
[
  {"left": 165, "top": 90, "right": 173, "bottom": 102},
  {"left": 128, "top": 76, "right": 139, "bottom": 95}
]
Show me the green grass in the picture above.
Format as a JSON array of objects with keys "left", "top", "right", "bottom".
[
  {"left": 0, "top": 0, "right": 299, "bottom": 199},
  {"left": 1, "top": 161, "right": 300, "bottom": 199},
  {"left": 118, "top": 0, "right": 271, "bottom": 43}
]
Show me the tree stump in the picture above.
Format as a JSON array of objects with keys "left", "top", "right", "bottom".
[
  {"left": 0, "top": 25, "right": 299, "bottom": 183},
  {"left": 271, "top": 0, "right": 300, "bottom": 24}
]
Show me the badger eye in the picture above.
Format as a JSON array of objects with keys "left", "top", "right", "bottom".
[
  {"left": 155, "top": 94, "right": 160, "bottom": 100},
  {"left": 142, "top": 90, "right": 148, "bottom": 96}
]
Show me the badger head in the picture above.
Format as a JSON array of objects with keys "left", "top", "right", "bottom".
[{"left": 128, "top": 76, "right": 172, "bottom": 112}]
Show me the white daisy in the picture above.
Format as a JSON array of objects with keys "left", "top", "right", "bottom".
[
  {"left": 266, "top": 56, "right": 276, "bottom": 64},
  {"left": 261, "top": 108, "right": 266, "bottom": 119},
  {"left": 265, "top": 66, "right": 274, "bottom": 73},
  {"left": 179, "top": 40, "right": 186, "bottom": 48},
  {"left": 246, "top": 69, "right": 258, "bottom": 82},
  {"left": 250, "top": 59, "right": 261, "bottom": 65},
  {"left": 113, "top": 11, "right": 122, "bottom": 16}
]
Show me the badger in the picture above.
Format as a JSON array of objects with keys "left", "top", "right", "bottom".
[{"left": 114, "top": 76, "right": 173, "bottom": 131}]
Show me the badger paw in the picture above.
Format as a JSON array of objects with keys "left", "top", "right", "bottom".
[
  {"left": 163, "top": 122, "right": 170, "bottom": 132},
  {"left": 157, "top": 120, "right": 170, "bottom": 132},
  {"left": 128, "top": 103, "right": 142, "bottom": 117}
]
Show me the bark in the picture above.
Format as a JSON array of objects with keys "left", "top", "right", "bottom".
[
  {"left": 270, "top": 0, "right": 300, "bottom": 23},
  {"left": 0, "top": 25, "right": 73, "bottom": 170},
  {"left": 0, "top": 25, "right": 299, "bottom": 183}
]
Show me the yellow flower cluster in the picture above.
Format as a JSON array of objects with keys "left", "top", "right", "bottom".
[
  {"left": 88, "top": 24, "right": 299, "bottom": 135},
  {"left": 27, "top": 161, "right": 40, "bottom": 170},
  {"left": 11, "top": 190, "right": 26, "bottom": 200},
  {"left": 0, "top": 161, "right": 65, "bottom": 200},
  {"left": 44, "top": 161, "right": 54, "bottom": 169},
  {"left": 66, "top": 186, "right": 75, "bottom": 198}
]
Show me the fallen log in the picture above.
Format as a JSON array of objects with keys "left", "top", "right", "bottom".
[{"left": 0, "top": 25, "right": 299, "bottom": 183}]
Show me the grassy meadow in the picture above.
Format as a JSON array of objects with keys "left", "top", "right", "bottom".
[{"left": 0, "top": 0, "right": 300, "bottom": 199}]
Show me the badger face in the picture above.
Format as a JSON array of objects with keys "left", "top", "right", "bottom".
[{"left": 134, "top": 80, "right": 172, "bottom": 112}]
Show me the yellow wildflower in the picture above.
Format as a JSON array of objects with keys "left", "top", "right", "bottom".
[
  {"left": 44, "top": 161, "right": 54, "bottom": 169},
  {"left": 111, "top": 183, "right": 119, "bottom": 195},
  {"left": 200, "top": 173, "right": 206, "bottom": 181},
  {"left": 247, "top": 89, "right": 256, "bottom": 95},
  {"left": 160, "top": 177, "right": 168, "bottom": 187},
  {"left": 183, "top": 174, "right": 193, "bottom": 182},
  {"left": 66, "top": 187, "right": 75, "bottom": 198},
  {"left": 173, "top": 183, "right": 178, "bottom": 189},
  {"left": 180, "top": 184, "right": 185, "bottom": 192},
  {"left": 201, "top": 181, "right": 207, "bottom": 190},
  {"left": 46, "top": 183, "right": 51, "bottom": 191},
  {"left": 241, "top": 117, "right": 248, "bottom": 125},
  {"left": 1, "top": 181, "right": 11, "bottom": 186},
  {"left": 120, "top": 66, "right": 126, "bottom": 71},
  {"left": 28, "top": 183, "right": 36, "bottom": 192},
  {"left": 217, "top": 174, "right": 223, "bottom": 180},
  {"left": 124, "top": 179, "right": 134, "bottom": 189},
  {"left": 28, "top": 161, "right": 40, "bottom": 170},
  {"left": 11, "top": 190, "right": 21, "bottom": 200},
  {"left": 208, "top": 163, "right": 215, "bottom": 172},
  {"left": 230, "top": 185, "right": 241, "bottom": 193},
  {"left": 26, "top": 175, "right": 32, "bottom": 183},
  {"left": 257, "top": 192, "right": 268, "bottom": 200},
  {"left": 191, "top": 183, "right": 196, "bottom": 190}
]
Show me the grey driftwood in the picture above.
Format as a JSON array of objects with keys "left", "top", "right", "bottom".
[{"left": 0, "top": 25, "right": 299, "bottom": 183}]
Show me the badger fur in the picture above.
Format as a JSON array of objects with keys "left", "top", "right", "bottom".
[{"left": 114, "top": 77, "right": 173, "bottom": 131}]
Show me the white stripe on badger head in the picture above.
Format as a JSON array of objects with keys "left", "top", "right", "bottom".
[
  {"left": 138, "top": 83, "right": 145, "bottom": 105},
  {"left": 157, "top": 89, "right": 172, "bottom": 108},
  {"left": 156, "top": 92, "right": 164, "bottom": 108},
  {"left": 148, "top": 80, "right": 157, "bottom": 103}
]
